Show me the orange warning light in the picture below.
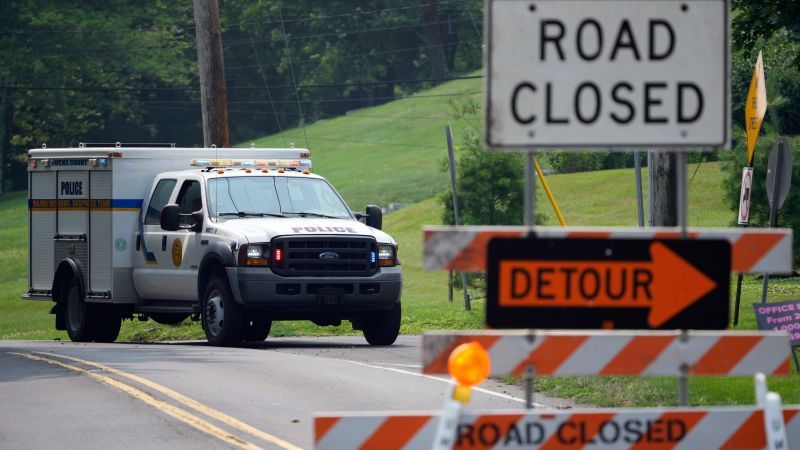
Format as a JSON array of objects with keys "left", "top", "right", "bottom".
[{"left": 447, "top": 341, "right": 490, "bottom": 387}]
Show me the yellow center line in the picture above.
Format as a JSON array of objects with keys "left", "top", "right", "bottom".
[
  {"left": 11, "top": 352, "right": 262, "bottom": 450},
  {"left": 34, "top": 351, "right": 303, "bottom": 450}
]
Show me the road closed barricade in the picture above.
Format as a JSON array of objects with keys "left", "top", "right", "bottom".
[
  {"left": 423, "top": 226, "right": 793, "bottom": 275},
  {"left": 421, "top": 330, "right": 792, "bottom": 377},
  {"left": 315, "top": 406, "right": 800, "bottom": 450}
]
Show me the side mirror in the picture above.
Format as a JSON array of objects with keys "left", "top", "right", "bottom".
[
  {"left": 160, "top": 204, "right": 180, "bottom": 231},
  {"left": 365, "top": 205, "right": 382, "bottom": 230},
  {"left": 191, "top": 210, "right": 204, "bottom": 232}
]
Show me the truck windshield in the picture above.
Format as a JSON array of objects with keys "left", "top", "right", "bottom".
[{"left": 207, "top": 176, "right": 352, "bottom": 219}]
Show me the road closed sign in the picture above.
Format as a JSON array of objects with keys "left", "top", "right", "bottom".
[
  {"left": 485, "top": 0, "right": 729, "bottom": 149},
  {"left": 486, "top": 237, "right": 731, "bottom": 329}
]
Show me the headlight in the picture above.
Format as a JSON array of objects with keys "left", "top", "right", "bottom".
[
  {"left": 377, "top": 244, "right": 397, "bottom": 267},
  {"left": 239, "top": 244, "right": 269, "bottom": 266}
]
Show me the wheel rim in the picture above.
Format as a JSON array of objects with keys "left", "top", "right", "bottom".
[
  {"left": 67, "top": 287, "right": 83, "bottom": 332},
  {"left": 205, "top": 289, "right": 224, "bottom": 336}
]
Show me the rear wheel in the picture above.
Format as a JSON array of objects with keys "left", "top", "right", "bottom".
[
  {"left": 202, "top": 274, "right": 244, "bottom": 346},
  {"left": 64, "top": 278, "right": 93, "bottom": 342},
  {"left": 243, "top": 318, "right": 272, "bottom": 342},
  {"left": 362, "top": 302, "right": 401, "bottom": 346},
  {"left": 92, "top": 306, "right": 122, "bottom": 343}
]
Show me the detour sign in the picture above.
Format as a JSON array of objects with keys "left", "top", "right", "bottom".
[{"left": 487, "top": 238, "right": 730, "bottom": 330}]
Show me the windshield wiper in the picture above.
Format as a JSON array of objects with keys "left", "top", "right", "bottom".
[
  {"left": 219, "top": 211, "right": 285, "bottom": 218},
  {"left": 282, "top": 211, "right": 341, "bottom": 219}
]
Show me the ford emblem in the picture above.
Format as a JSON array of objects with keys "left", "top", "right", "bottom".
[{"left": 319, "top": 252, "right": 340, "bottom": 260}]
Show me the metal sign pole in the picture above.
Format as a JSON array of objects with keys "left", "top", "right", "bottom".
[
  {"left": 761, "top": 141, "right": 785, "bottom": 304},
  {"left": 524, "top": 150, "right": 536, "bottom": 229},
  {"left": 677, "top": 152, "right": 688, "bottom": 237},
  {"left": 446, "top": 125, "right": 471, "bottom": 311},
  {"left": 635, "top": 150, "right": 644, "bottom": 227},
  {"left": 647, "top": 150, "right": 654, "bottom": 227},
  {"left": 677, "top": 152, "right": 689, "bottom": 407}
]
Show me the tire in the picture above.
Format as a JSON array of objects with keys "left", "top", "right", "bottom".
[
  {"left": 201, "top": 274, "right": 244, "bottom": 346},
  {"left": 92, "top": 306, "right": 122, "bottom": 343},
  {"left": 64, "top": 278, "right": 94, "bottom": 342},
  {"left": 362, "top": 302, "right": 401, "bottom": 346},
  {"left": 150, "top": 313, "right": 190, "bottom": 325},
  {"left": 243, "top": 318, "right": 272, "bottom": 342}
]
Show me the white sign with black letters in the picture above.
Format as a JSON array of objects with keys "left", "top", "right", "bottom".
[{"left": 485, "top": 0, "right": 729, "bottom": 149}]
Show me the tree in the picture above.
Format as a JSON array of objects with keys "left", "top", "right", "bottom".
[
  {"left": 732, "top": 0, "right": 800, "bottom": 56},
  {"left": 0, "top": 0, "right": 196, "bottom": 190},
  {"left": 439, "top": 98, "right": 545, "bottom": 226}
]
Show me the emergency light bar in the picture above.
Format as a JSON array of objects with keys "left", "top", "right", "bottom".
[{"left": 191, "top": 158, "right": 312, "bottom": 171}]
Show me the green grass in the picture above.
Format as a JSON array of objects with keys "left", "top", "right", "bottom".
[
  {"left": 244, "top": 73, "right": 483, "bottom": 211},
  {"left": 536, "top": 160, "right": 730, "bottom": 227}
]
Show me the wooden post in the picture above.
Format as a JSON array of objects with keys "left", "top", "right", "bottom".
[
  {"left": 193, "top": 0, "right": 229, "bottom": 148},
  {"left": 651, "top": 150, "right": 678, "bottom": 226}
]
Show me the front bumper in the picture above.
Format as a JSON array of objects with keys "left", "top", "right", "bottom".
[{"left": 225, "top": 266, "right": 402, "bottom": 316}]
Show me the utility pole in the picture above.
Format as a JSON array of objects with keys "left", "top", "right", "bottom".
[
  {"left": 193, "top": 0, "right": 229, "bottom": 148},
  {"left": 651, "top": 151, "right": 678, "bottom": 226}
]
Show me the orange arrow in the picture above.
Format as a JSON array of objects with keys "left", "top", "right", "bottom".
[{"left": 498, "top": 242, "right": 717, "bottom": 327}]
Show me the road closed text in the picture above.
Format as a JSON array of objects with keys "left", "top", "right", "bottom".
[
  {"left": 510, "top": 20, "right": 704, "bottom": 127},
  {"left": 456, "top": 416, "right": 689, "bottom": 448}
]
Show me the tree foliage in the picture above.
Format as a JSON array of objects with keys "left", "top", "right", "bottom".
[{"left": 0, "top": 0, "right": 483, "bottom": 192}]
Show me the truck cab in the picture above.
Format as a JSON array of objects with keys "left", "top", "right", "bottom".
[{"left": 25, "top": 147, "right": 402, "bottom": 346}]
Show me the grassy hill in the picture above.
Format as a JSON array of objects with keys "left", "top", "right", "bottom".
[{"left": 243, "top": 73, "right": 483, "bottom": 211}]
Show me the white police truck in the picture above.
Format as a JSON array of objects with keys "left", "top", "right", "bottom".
[{"left": 24, "top": 145, "right": 402, "bottom": 346}]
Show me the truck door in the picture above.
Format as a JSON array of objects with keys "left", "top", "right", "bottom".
[
  {"left": 132, "top": 178, "right": 176, "bottom": 299},
  {"left": 56, "top": 169, "right": 90, "bottom": 291},
  {"left": 163, "top": 179, "right": 205, "bottom": 300}
]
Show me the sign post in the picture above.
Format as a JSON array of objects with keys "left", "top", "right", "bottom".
[
  {"left": 734, "top": 50, "right": 768, "bottom": 325},
  {"left": 761, "top": 139, "right": 794, "bottom": 304}
]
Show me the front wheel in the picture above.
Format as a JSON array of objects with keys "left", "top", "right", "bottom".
[
  {"left": 362, "top": 302, "right": 401, "bottom": 346},
  {"left": 202, "top": 274, "right": 244, "bottom": 346}
]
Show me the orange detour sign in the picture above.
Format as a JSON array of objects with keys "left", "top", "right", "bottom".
[{"left": 487, "top": 238, "right": 730, "bottom": 330}]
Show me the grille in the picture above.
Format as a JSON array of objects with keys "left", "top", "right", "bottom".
[{"left": 271, "top": 236, "right": 377, "bottom": 277}]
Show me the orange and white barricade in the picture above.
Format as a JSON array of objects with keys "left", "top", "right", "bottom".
[
  {"left": 422, "top": 330, "right": 792, "bottom": 377},
  {"left": 423, "top": 226, "right": 793, "bottom": 274},
  {"left": 315, "top": 406, "right": 800, "bottom": 450}
]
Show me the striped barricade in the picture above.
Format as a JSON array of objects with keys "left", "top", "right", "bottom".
[
  {"left": 315, "top": 406, "right": 800, "bottom": 450},
  {"left": 423, "top": 226, "right": 793, "bottom": 274},
  {"left": 422, "top": 330, "right": 792, "bottom": 377}
]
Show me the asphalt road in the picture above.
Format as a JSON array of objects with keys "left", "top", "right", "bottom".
[{"left": 0, "top": 336, "right": 575, "bottom": 449}]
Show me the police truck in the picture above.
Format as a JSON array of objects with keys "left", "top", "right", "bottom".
[{"left": 24, "top": 145, "right": 402, "bottom": 346}]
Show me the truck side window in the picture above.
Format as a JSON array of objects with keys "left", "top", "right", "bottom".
[
  {"left": 176, "top": 180, "right": 202, "bottom": 214},
  {"left": 144, "top": 179, "right": 177, "bottom": 225}
]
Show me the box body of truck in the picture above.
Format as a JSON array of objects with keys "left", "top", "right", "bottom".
[{"left": 26, "top": 146, "right": 311, "bottom": 303}]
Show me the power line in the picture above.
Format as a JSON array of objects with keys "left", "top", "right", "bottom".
[
  {"left": 0, "top": 0, "right": 463, "bottom": 35},
  {"left": 247, "top": 26, "right": 287, "bottom": 146},
  {"left": 223, "top": 17, "right": 474, "bottom": 48},
  {"left": 0, "top": 74, "right": 483, "bottom": 94},
  {"left": 236, "top": 0, "right": 464, "bottom": 29},
  {"left": 227, "top": 75, "right": 483, "bottom": 91},
  {"left": 224, "top": 39, "right": 480, "bottom": 73},
  {"left": 278, "top": 0, "right": 310, "bottom": 149},
  {"left": 141, "top": 91, "right": 482, "bottom": 105}
]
